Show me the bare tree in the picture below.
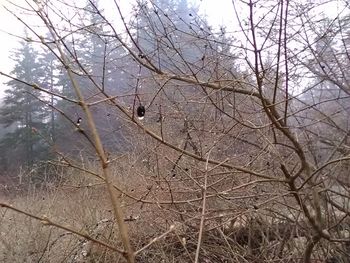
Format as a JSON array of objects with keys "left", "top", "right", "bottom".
[{"left": 1, "top": 0, "right": 350, "bottom": 262}]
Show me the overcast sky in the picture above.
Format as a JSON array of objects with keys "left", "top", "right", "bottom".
[
  {"left": 0, "top": 0, "right": 343, "bottom": 100},
  {"left": 0, "top": 0, "right": 234, "bottom": 100}
]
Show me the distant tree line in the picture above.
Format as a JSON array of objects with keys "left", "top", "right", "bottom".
[{"left": 0, "top": 0, "right": 230, "bottom": 175}]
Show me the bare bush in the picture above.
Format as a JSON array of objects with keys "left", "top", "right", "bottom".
[{"left": 1, "top": 0, "right": 350, "bottom": 262}]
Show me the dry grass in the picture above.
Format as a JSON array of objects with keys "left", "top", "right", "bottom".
[
  {"left": 0, "top": 163, "right": 192, "bottom": 263},
  {"left": 0, "top": 175, "right": 113, "bottom": 262},
  {"left": 0, "top": 160, "right": 349, "bottom": 263}
]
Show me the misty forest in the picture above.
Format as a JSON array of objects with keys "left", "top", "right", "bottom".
[{"left": 0, "top": 0, "right": 350, "bottom": 262}]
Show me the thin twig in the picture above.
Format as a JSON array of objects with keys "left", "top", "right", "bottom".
[
  {"left": 0, "top": 203, "right": 124, "bottom": 254},
  {"left": 194, "top": 149, "right": 211, "bottom": 263}
]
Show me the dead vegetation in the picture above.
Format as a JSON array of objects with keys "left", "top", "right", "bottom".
[
  {"left": 1, "top": 0, "right": 350, "bottom": 262},
  {"left": 1, "top": 158, "right": 349, "bottom": 262}
]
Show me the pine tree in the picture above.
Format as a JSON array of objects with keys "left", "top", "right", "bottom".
[
  {"left": 133, "top": 0, "right": 199, "bottom": 69},
  {"left": 37, "top": 51, "right": 61, "bottom": 143},
  {"left": 0, "top": 40, "right": 50, "bottom": 170},
  {"left": 83, "top": 0, "right": 131, "bottom": 151},
  {"left": 133, "top": 0, "right": 234, "bottom": 73},
  {"left": 49, "top": 0, "right": 130, "bottom": 156}
]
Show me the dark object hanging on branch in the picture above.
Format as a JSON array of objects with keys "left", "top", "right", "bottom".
[
  {"left": 137, "top": 105, "right": 145, "bottom": 120},
  {"left": 76, "top": 117, "right": 82, "bottom": 126}
]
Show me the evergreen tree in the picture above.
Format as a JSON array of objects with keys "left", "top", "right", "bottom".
[
  {"left": 133, "top": 0, "right": 236, "bottom": 75},
  {"left": 0, "top": 40, "right": 50, "bottom": 170},
  {"left": 49, "top": 0, "right": 130, "bottom": 156},
  {"left": 37, "top": 51, "right": 61, "bottom": 143},
  {"left": 133, "top": 0, "right": 199, "bottom": 70},
  {"left": 82, "top": 0, "right": 128, "bottom": 93},
  {"left": 82, "top": 0, "right": 131, "bottom": 152}
]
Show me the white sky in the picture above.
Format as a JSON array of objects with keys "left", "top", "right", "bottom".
[
  {"left": 0, "top": 1, "right": 24, "bottom": 96},
  {"left": 0, "top": 0, "right": 234, "bottom": 99},
  {"left": 0, "top": 0, "right": 343, "bottom": 100}
]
